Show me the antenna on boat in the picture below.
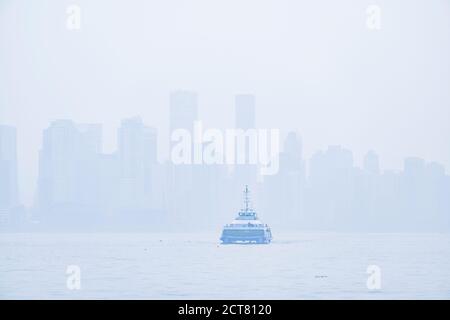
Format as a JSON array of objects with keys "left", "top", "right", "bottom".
[{"left": 244, "top": 185, "right": 250, "bottom": 212}]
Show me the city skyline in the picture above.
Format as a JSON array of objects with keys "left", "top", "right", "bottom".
[
  {"left": 1, "top": 1, "right": 450, "bottom": 301},
  {"left": 2, "top": 91, "right": 450, "bottom": 209},
  {"left": 1, "top": 91, "right": 449, "bottom": 232},
  {"left": 2, "top": 1, "right": 450, "bottom": 208}
]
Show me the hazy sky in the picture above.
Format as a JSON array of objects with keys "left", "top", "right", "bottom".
[{"left": 1, "top": 0, "right": 449, "bottom": 205}]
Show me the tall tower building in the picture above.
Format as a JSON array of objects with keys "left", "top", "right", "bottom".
[
  {"left": 118, "top": 117, "right": 157, "bottom": 211},
  {"left": 169, "top": 90, "right": 198, "bottom": 142},
  {"left": 233, "top": 94, "right": 257, "bottom": 202},
  {"left": 263, "top": 132, "right": 305, "bottom": 228},
  {"left": 0, "top": 125, "right": 19, "bottom": 211},
  {"left": 37, "top": 120, "right": 102, "bottom": 225},
  {"left": 167, "top": 91, "right": 199, "bottom": 229},
  {"left": 364, "top": 150, "right": 380, "bottom": 175}
]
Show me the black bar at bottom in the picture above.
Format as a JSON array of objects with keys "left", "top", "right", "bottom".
[{"left": 0, "top": 300, "right": 448, "bottom": 318}]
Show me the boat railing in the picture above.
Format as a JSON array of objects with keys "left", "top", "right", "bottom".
[{"left": 224, "top": 223, "right": 265, "bottom": 228}]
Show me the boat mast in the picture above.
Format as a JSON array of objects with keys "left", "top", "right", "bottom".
[{"left": 244, "top": 185, "right": 250, "bottom": 212}]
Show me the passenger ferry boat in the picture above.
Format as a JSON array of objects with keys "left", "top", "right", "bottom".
[{"left": 220, "top": 185, "right": 272, "bottom": 244}]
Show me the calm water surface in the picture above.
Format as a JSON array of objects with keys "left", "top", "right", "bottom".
[{"left": 1, "top": 233, "right": 449, "bottom": 299}]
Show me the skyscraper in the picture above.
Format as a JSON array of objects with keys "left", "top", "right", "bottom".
[
  {"left": 36, "top": 120, "right": 102, "bottom": 226},
  {"left": 282, "top": 132, "right": 303, "bottom": 173},
  {"left": 0, "top": 125, "right": 18, "bottom": 207},
  {"left": 169, "top": 90, "right": 198, "bottom": 142},
  {"left": 233, "top": 94, "right": 257, "bottom": 201},
  {"left": 0, "top": 125, "right": 19, "bottom": 225},
  {"left": 307, "top": 146, "right": 356, "bottom": 230},
  {"left": 167, "top": 91, "right": 199, "bottom": 229},
  {"left": 364, "top": 150, "right": 380, "bottom": 175},
  {"left": 118, "top": 116, "right": 158, "bottom": 212},
  {"left": 263, "top": 132, "right": 305, "bottom": 229}
]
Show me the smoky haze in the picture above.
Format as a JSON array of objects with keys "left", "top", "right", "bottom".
[{"left": 0, "top": 0, "right": 449, "bottom": 211}]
